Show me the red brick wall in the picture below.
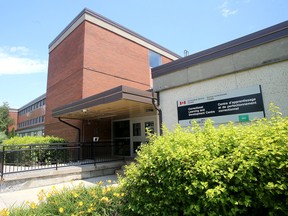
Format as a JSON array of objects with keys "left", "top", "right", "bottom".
[
  {"left": 162, "top": 56, "right": 174, "bottom": 65},
  {"left": 45, "top": 119, "right": 82, "bottom": 142},
  {"left": 82, "top": 119, "right": 112, "bottom": 142},
  {"left": 45, "top": 23, "right": 85, "bottom": 141},
  {"left": 82, "top": 22, "right": 151, "bottom": 98}
]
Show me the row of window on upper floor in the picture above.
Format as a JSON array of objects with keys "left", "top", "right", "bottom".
[
  {"left": 18, "top": 99, "right": 46, "bottom": 116},
  {"left": 18, "top": 130, "right": 44, "bottom": 137},
  {"left": 18, "top": 115, "right": 45, "bottom": 129}
]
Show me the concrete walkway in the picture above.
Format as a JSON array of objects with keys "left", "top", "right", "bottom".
[{"left": 0, "top": 174, "right": 118, "bottom": 210}]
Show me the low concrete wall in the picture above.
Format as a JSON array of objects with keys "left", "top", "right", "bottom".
[{"left": 0, "top": 161, "right": 124, "bottom": 193}]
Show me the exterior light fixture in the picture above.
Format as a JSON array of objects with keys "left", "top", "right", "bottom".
[{"left": 146, "top": 108, "right": 154, "bottom": 112}]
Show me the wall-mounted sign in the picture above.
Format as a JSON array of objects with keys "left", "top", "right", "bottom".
[{"left": 177, "top": 85, "right": 265, "bottom": 126}]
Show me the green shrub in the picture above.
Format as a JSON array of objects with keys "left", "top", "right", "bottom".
[
  {"left": 120, "top": 108, "right": 288, "bottom": 215},
  {"left": 2, "top": 136, "right": 67, "bottom": 166},
  {"left": 2, "top": 135, "right": 66, "bottom": 145}
]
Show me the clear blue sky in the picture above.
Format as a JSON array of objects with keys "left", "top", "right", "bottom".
[{"left": 0, "top": 0, "right": 287, "bottom": 109}]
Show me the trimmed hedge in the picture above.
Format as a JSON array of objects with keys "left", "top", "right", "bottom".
[
  {"left": 2, "top": 135, "right": 66, "bottom": 145},
  {"left": 2, "top": 136, "right": 67, "bottom": 166},
  {"left": 120, "top": 107, "right": 288, "bottom": 215}
]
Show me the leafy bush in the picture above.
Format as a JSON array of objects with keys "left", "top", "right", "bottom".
[
  {"left": 120, "top": 108, "right": 288, "bottom": 215},
  {"left": 2, "top": 135, "right": 66, "bottom": 145},
  {"left": 2, "top": 136, "right": 67, "bottom": 166}
]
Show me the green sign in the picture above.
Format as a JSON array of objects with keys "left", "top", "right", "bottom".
[{"left": 239, "top": 115, "right": 249, "bottom": 122}]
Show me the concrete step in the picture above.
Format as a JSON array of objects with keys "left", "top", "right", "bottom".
[{"left": 0, "top": 161, "right": 125, "bottom": 193}]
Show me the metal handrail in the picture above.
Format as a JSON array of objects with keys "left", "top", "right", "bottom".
[{"left": 0, "top": 141, "right": 128, "bottom": 180}]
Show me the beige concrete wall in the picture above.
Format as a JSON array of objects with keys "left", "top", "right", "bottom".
[
  {"left": 159, "top": 61, "right": 288, "bottom": 130},
  {"left": 153, "top": 37, "right": 288, "bottom": 92}
]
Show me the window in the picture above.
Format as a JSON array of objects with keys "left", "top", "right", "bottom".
[
  {"left": 133, "top": 123, "right": 141, "bottom": 136},
  {"left": 149, "top": 50, "right": 162, "bottom": 68}
]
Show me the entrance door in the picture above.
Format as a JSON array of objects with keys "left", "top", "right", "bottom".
[{"left": 130, "top": 117, "right": 156, "bottom": 157}]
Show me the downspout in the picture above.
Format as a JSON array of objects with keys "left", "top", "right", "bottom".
[
  {"left": 58, "top": 117, "right": 81, "bottom": 142},
  {"left": 152, "top": 92, "right": 163, "bottom": 135}
]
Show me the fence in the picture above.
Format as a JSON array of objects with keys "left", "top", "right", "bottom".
[{"left": 0, "top": 141, "right": 127, "bottom": 180}]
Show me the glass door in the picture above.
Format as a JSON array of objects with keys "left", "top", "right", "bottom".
[
  {"left": 130, "top": 117, "right": 156, "bottom": 157},
  {"left": 113, "top": 120, "right": 130, "bottom": 156}
]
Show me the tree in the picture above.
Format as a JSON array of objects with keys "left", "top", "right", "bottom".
[{"left": 0, "top": 102, "right": 14, "bottom": 135}]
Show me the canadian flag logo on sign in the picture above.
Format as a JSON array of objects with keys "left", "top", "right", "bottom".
[{"left": 179, "top": 101, "right": 186, "bottom": 106}]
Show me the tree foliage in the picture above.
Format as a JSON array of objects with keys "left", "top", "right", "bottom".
[
  {"left": 0, "top": 131, "right": 7, "bottom": 144},
  {"left": 0, "top": 102, "right": 14, "bottom": 135},
  {"left": 120, "top": 105, "right": 288, "bottom": 215}
]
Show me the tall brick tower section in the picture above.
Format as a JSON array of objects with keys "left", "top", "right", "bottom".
[{"left": 45, "top": 9, "right": 180, "bottom": 142}]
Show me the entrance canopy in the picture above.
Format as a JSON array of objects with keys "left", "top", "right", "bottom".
[{"left": 52, "top": 86, "right": 157, "bottom": 120}]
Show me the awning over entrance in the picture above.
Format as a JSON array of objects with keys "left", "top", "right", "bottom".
[{"left": 52, "top": 85, "right": 157, "bottom": 120}]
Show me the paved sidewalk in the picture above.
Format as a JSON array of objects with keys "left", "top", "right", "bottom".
[{"left": 0, "top": 174, "right": 118, "bottom": 210}]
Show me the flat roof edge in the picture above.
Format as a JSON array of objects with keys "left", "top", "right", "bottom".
[
  {"left": 152, "top": 20, "right": 288, "bottom": 78},
  {"left": 52, "top": 85, "right": 154, "bottom": 117},
  {"left": 49, "top": 8, "right": 181, "bottom": 59},
  {"left": 18, "top": 93, "right": 46, "bottom": 111}
]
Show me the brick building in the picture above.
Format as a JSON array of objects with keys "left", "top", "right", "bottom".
[
  {"left": 16, "top": 93, "right": 46, "bottom": 136},
  {"left": 45, "top": 8, "right": 180, "bottom": 156}
]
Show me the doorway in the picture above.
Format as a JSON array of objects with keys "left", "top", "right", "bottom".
[
  {"left": 130, "top": 117, "right": 156, "bottom": 157},
  {"left": 112, "top": 117, "right": 157, "bottom": 157}
]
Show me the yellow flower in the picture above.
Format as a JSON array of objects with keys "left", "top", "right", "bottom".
[
  {"left": 106, "top": 187, "right": 111, "bottom": 192},
  {"left": 102, "top": 188, "right": 107, "bottom": 194},
  {"left": 97, "top": 181, "right": 104, "bottom": 185},
  {"left": 0, "top": 208, "right": 9, "bottom": 216},
  {"left": 30, "top": 202, "right": 37, "bottom": 209},
  {"left": 78, "top": 201, "right": 83, "bottom": 206},
  {"left": 72, "top": 192, "right": 79, "bottom": 198},
  {"left": 100, "top": 196, "right": 109, "bottom": 202},
  {"left": 121, "top": 193, "right": 125, "bottom": 197},
  {"left": 59, "top": 207, "right": 64, "bottom": 213},
  {"left": 113, "top": 192, "right": 120, "bottom": 197},
  {"left": 107, "top": 179, "right": 112, "bottom": 183}
]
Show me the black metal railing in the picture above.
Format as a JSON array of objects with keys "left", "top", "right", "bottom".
[{"left": 0, "top": 141, "right": 128, "bottom": 180}]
